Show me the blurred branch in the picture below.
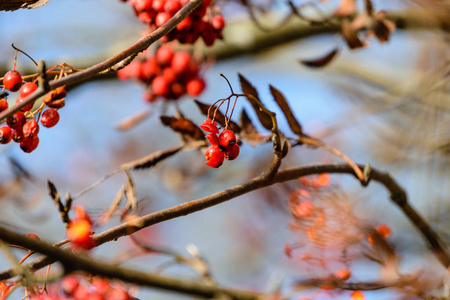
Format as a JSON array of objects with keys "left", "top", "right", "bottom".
[
  {"left": 0, "top": 228, "right": 260, "bottom": 300},
  {"left": 1, "top": 162, "right": 448, "bottom": 282}
]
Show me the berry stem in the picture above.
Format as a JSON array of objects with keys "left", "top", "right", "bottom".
[{"left": 11, "top": 43, "right": 38, "bottom": 67}]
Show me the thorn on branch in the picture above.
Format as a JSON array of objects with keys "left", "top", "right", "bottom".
[{"left": 38, "top": 60, "right": 50, "bottom": 92}]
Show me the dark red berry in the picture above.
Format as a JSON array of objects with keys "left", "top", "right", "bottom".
[
  {"left": 16, "top": 96, "right": 34, "bottom": 112},
  {"left": 218, "top": 130, "right": 236, "bottom": 148},
  {"left": 186, "top": 78, "right": 206, "bottom": 96},
  {"left": 0, "top": 99, "right": 8, "bottom": 112},
  {"left": 11, "top": 129, "right": 24, "bottom": 143},
  {"left": 176, "top": 16, "right": 193, "bottom": 31},
  {"left": 224, "top": 144, "right": 240, "bottom": 160},
  {"left": 155, "top": 12, "right": 171, "bottom": 27},
  {"left": 164, "top": 0, "right": 181, "bottom": 13},
  {"left": 61, "top": 275, "right": 80, "bottom": 296},
  {"left": 200, "top": 119, "right": 219, "bottom": 134},
  {"left": 211, "top": 15, "right": 225, "bottom": 31},
  {"left": 3, "top": 70, "right": 22, "bottom": 92},
  {"left": 205, "top": 145, "right": 224, "bottom": 168},
  {"left": 20, "top": 136, "right": 39, "bottom": 153},
  {"left": 171, "top": 52, "right": 191, "bottom": 74},
  {"left": 6, "top": 111, "right": 26, "bottom": 130},
  {"left": 0, "top": 126, "right": 12, "bottom": 144},
  {"left": 23, "top": 120, "right": 40, "bottom": 139},
  {"left": 170, "top": 81, "right": 186, "bottom": 98},
  {"left": 156, "top": 45, "right": 174, "bottom": 66},
  {"left": 20, "top": 82, "right": 38, "bottom": 98},
  {"left": 40, "top": 108, "right": 60, "bottom": 128}
]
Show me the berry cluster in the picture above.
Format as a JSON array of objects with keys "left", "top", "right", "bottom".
[
  {"left": 118, "top": 45, "right": 206, "bottom": 102},
  {"left": 200, "top": 119, "right": 239, "bottom": 168},
  {"left": 1, "top": 68, "right": 63, "bottom": 153},
  {"left": 66, "top": 206, "right": 96, "bottom": 250},
  {"left": 121, "top": 0, "right": 225, "bottom": 45},
  {"left": 56, "top": 275, "right": 133, "bottom": 300}
]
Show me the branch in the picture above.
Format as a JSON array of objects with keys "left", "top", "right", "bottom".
[
  {"left": 0, "top": 163, "right": 448, "bottom": 282},
  {"left": 0, "top": 228, "right": 260, "bottom": 299},
  {"left": 0, "top": 0, "right": 204, "bottom": 121}
]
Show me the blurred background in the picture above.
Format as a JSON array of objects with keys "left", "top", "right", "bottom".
[{"left": 0, "top": 0, "right": 449, "bottom": 299}]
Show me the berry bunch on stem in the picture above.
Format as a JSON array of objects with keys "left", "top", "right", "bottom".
[
  {"left": 0, "top": 46, "right": 67, "bottom": 153},
  {"left": 121, "top": 0, "right": 225, "bottom": 45},
  {"left": 118, "top": 44, "right": 206, "bottom": 102}
]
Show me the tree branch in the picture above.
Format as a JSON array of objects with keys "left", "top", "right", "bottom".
[{"left": 0, "top": 163, "right": 448, "bottom": 282}]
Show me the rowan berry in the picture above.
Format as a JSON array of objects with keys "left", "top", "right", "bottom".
[
  {"left": 20, "top": 136, "right": 39, "bottom": 153},
  {"left": 22, "top": 120, "right": 40, "bottom": 139},
  {"left": 176, "top": 16, "right": 193, "bottom": 31},
  {"left": 152, "top": 76, "right": 170, "bottom": 96},
  {"left": 3, "top": 70, "right": 22, "bottom": 92},
  {"left": 171, "top": 52, "right": 191, "bottom": 74},
  {"left": 218, "top": 130, "right": 236, "bottom": 147},
  {"left": 152, "top": 0, "right": 165, "bottom": 11},
  {"left": 155, "top": 11, "right": 171, "bottom": 27},
  {"left": 156, "top": 45, "right": 174, "bottom": 66},
  {"left": 211, "top": 15, "right": 225, "bottom": 31},
  {"left": 205, "top": 145, "right": 224, "bottom": 168},
  {"left": 11, "top": 129, "right": 24, "bottom": 143},
  {"left": 164, "top": 0, "right": 181, "bottom": 14},
  {"left": 61, "top": 276, "right": 80, "bottom": 296},
  {"left": 0, "top": 126, "right": 12, "bottom": 144},
  {"left": 6, "top": 111, "right": 26, "bottom": 130},
  {"left": 20, "top": 82, "right": 38, "bottom": 98},
  {"left": 200, "top": 119, "right": 219, "bottom": 134},
  {"left": 335, "top": 269, "right": 351, "bottom": 281},
  {"left": 0, "top": 99, "right": 8, "bottom": 112},
  {"left": 224, "top": 144, "right": 240, "bottom": 160},
  {"left": 40, "top": 108, "right": 60, "bottom": 128},
  {"left": 205, "top": 133, "right": 219, "bottom": 145},
  {"left": 186, "top": 77, "right": 206, "bottom": 96}
]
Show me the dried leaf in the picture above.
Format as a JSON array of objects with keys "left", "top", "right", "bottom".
[
  {"left": 98, "top": 185, "right": 125, "bottom": 225},
  {"left": 47, "top": 180, "right": 59, "bottom": 202},
  {"left": 238, "top": 73, "right": 273, "bottom": 130},
  {"left": 0, "top": 0, "right": 49, "bottom": 11},
  {"left": 300, "top": 48, "right": 339, "bottom": 69},
  {"left": 364, "top": 0, "right": 374, "bottom": 15},
  {"left": 373, "top": 20, "right": 391, "bottom": 42},
  {"left": 160, "top": 116, "right": 205, "bottom": 141},
  {"left": 269, "top": 85, "right": 304, "bottom": 136},
  {"left": 341, "top": 19, "right": 366, "bottom": 49},
  {"left": 239, "top": 109, "right": 269, "bottom": 147},
  {"left": 115, "top": 109, "right": 151, "bottom": 131},
  {"left": 121, "top": 146, "right": 183, "bottom": 170},
  {"left": 124, "top": 173, "right": 137, "bottom": 210},
  {"left": 194, "top": 100, "right": 241, "bottom": 133}
]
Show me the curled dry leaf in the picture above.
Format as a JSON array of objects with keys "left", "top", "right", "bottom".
[
  {"left": 160, "top": 116, "right": 205, "bottom": 142},
  {"left": 121, "top": 146, "right": 183, "bottom": 170},
  {"left": 269, "top": 85, "right": 303, "bottom": 135},
  {"left": 194, "top": 100, "right": 241, "bottom": 133},
  {"left": 0, "top": 0, "right": 49, "bottom": 11},
  {"left": 300, "top": 48, "right": 339, "bottom": 69},
  {"left": 341, "top": 19, "right": 366, "bottom": 49},
  {"left": 238, "top": 73, "right": 273, "bottom": 131}
]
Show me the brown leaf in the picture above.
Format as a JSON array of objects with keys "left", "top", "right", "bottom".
[
  {"left": 341, "top": 19, "right": 366, "bottom": 49},
  {"left": 364, "top": 0, "right": 374, "bottom": 15},
  {"left": 121, "top": 146, "right": 183, "bottom": 170},
  {"left": 269, "top": 85, "right": 303, "bottom": 136},
  {"left": 373, "top": 20, "right": 391, "bottom": 42},
  {"left": 0, "top": 0, "right": 49, "bottom": 11},
  {"left": 194, "top": 100, "right": 241, "bottom": 133},
  {"left": 115, "top": 109, "right": 151, "bottom": 131},
  {"left": 160, "top": 116, "right": 205, "bottom": 141},
  {"left": 300, "top": 48, "right": 339, "bottom": 69},
  {"left": 239, "top": 109, "right": 270, "bottom": 147},
  {"left": 238, "top": 73, "right": 273, "bottom": 131}
]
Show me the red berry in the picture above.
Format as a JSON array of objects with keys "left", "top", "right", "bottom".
[
  {"left": 205, "top": 145, "right": 224, "bottom": 168},
  {"left": 134, "top": 0, "right": 153, "bottom": 11},
  {"left": 205, "top": 133, "right": 219, "bottom": 145},
  {"left": 162, "top": 67, "right": 177, "bottom": 83},
  {"left": 152, "top": 0, "right": 165, "bottom": 11},
  {"left": 16, "top": 96, "right": 35, "bottom": 112},
  {"left": 164, "top": 0, "right": 181, "bottom": 13},
  {"left": 176, "top": 16, "right": 193, "bottom": 31},
  {"left": 0, "top": 126, "right": 12, "bottom": 144},
  {"left": 6, "top": 111, "right": 26, "bottom": 129},
  {"left": 26, "top": 233, "right": 40, "bottom": 240},
  {"left": 11, "top": 129, "right": 24, "bottom": 143},
  {"left": 20, "top": 82, "right": 38, "bottom": 98},
  {"left": 152, "top": 76, "right": 170, "bottom": 96},
  {"left": 143, "top": 89, "right": 157, "bottom": 103},
  {"left": 170, "top": 81, "right": 186, "bottom": 99},
  {"left": 171, "top": 52, "right": 191, "bottom": 74},
  {"left": 200, "top": 119, "right": 219, "bottom": 134},
  {"left": 23, "top": 120, "right": 40, "bottom": 139},
  {"left": 218, "top": 130, "right": 236, "bottom": 148},
  {"left": 211, "top": 15, "right": 225, "bottom": 31},
  {"left": 61, "top": 275, "right": 80, "bottom": 296},
  {"left": 40, "top": 108, "right": 60, "bottom": 128},
  {"left": 156, "top": 45, "right": 174, "bottom": 66},
  {"left": 224, "top": 144, "right": 240, "bottom": 160},
  {"left": 117, "top": 61, "right": 142, "bottom": 81},
  {"left": 20, "top": 136, "right": 39, "bottom": 153},
  {"left": 155, "top": 12, "right": 171, "bottom": 27},
  {"left": 3, "top": 70, "right": 22, "bottom": 92},
  {"left": 186, "top": 78, "right": 206, "bottom": 96},
  {"left": 0, "top": 99, "right": 8, "bottom": 112},
  {"left": 141, "top": 57, "right": 161, "bottom": 82}
]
